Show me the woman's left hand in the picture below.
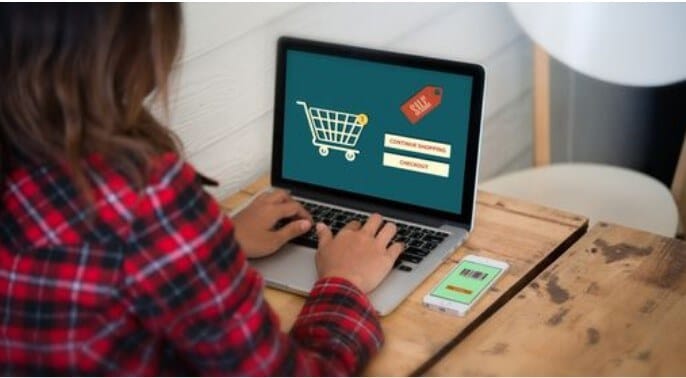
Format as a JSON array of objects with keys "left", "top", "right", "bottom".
[{"left": 232, "top": 189, "right": 312, "bottom": 258}]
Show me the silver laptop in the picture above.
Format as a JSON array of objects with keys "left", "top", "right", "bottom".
[{"left": 247, "top": 37, "right": 486, "bottom": 316}]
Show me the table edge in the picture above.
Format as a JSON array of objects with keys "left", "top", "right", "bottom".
[{"left": 412, "top": 219, "right": 589, "bottom": 376}]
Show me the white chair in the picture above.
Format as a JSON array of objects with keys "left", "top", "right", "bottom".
[{"left": 480, "top": 3, "right": 686, "bottom": 237}]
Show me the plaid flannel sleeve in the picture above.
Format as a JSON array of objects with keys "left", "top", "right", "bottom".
[{"left": 122, "top": 154, "right": 383, "bottom": 376}]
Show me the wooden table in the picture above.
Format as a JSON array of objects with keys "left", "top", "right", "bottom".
[
  {"left": 427, "top": 222, "right": 686, "bottom": 376},
  {"left": 220, "top": 175, "right": 588, "bottom": 376}
]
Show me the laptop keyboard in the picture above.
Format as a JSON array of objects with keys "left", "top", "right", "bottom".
[{"left": 275, "top": 200, "right": 450, "bottom": 272}]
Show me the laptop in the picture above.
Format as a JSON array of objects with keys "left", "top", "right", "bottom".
[{"left": 247, "top": 36, "right": 485, "bottom": 316}]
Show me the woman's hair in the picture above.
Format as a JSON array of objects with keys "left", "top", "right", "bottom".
[{"left": 0, "top": 3, "right": 182, "bottom": 195}]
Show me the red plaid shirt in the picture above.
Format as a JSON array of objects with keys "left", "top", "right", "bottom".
[{"left": 0, "top": 152, "right": 382, "bottom": 375}]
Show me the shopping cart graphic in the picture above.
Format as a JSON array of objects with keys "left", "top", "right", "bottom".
[{"left": 297, "top": 100, "right": 368, "bottom": 162}]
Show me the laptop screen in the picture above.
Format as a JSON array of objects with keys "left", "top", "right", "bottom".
[{"left": 274, "top": 38, "right": 484, "bottom": 224}]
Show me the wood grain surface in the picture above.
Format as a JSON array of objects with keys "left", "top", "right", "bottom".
[
  {"left": 427, "top": 222, "right": 686, "bottom": 376},
  {"left": 220, "top": 175, "right": 588, "bottom": 376}
]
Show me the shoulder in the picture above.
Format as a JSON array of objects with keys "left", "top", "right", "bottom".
[
  {"left": 87, "top": 152, "right": 199, "bottom": 191},
  {"left": 84, "top": 152, "right": 206, "bottom": 240},
  {"left": 144, "top": 153, "right": 199, "bottom": 190},
  {"left": 127, "top": 153, "right": 227, "bottom": 241},
  {"left": 133, "top": 153, "right": 208, "bottom": 218},
  {"left": 86, "top": 152, "right": 202, "bottom": 203}
]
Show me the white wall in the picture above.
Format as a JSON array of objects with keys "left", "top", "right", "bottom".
[{"left": 169, "top": 3, "right": 533, "bottom": 200}]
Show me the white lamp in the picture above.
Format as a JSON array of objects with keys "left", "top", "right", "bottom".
[
  {"left": 480, "top": 3, "right": 686, "bottom": 237},
  {"left": 510, "top": 3, "right": 686, "bottom": 87}
]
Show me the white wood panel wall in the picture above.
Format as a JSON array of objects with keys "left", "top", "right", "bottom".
[{"left": 168, "top": 3, "right": 532, "bottom": 200}]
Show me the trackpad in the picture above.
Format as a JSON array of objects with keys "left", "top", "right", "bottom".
[{"left": 248, "top": 244, "right": 318, "bottom": 295}]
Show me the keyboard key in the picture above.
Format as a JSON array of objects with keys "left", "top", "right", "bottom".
[
  {"left": 295, "top": 200, "right": 450, "bottom": 265},
  {"left": 409, "top": 231, "right": 424, "bottom": 240},
  {"left": 398, "top": 265, "right": 413, "bottom": 272},
  {"left": 291, "top": 237, "right": 317, "bottom": 249},
  {"left": 405, "top": 247, "right": 428, "bottom": 257},
  {"left": 396, "top": 228, "right": 409, "bottom": 236},
  {"left": 424, "top": 235, "right": 445, "bottom": 244},
  {"left": 423, "top": 241, "right": 438, "bottom": 251},
  {"left": 399, "top": 254, "right": 422, "bottom": 264},
  {"left": 408, "top": 239, "right": 423, "bottom": 248}
]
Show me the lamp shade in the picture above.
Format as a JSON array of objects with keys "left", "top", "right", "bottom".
[{"left": 509, "top": 3, "right": 686, "bottom": 87}]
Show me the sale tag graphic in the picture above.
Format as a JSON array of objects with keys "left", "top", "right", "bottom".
[{"left": 400, "top": 86, "right": 443, "bottom": 124}]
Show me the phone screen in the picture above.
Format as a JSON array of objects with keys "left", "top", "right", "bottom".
[{"left": 431, "top": 260, "right": 503, "bottom": 305}]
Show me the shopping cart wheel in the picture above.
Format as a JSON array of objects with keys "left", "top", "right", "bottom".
[
  {"left": 345, "top": 151, "right": 356, "bottom": 161},
  {"left": 318, "top": 146, "right": 329, "bottom": 156}
]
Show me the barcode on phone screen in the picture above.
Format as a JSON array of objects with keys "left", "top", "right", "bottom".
[{"left": 460, "top": 268, "right": 488, "bottom": 280}]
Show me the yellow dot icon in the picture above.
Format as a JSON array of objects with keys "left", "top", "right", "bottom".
[{"left": 356, "top": 113, "right": 368, "bottom": 126}]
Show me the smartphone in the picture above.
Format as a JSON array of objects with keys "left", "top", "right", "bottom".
[{"left": 423, "top": 254, "right": 509, "bottom": 316}]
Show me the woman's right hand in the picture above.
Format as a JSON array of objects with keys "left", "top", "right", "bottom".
[{"left": 315, "top": 213, "right": 404, "bottom": 293}]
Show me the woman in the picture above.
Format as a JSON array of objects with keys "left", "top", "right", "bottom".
[{"left": 0, "top": 4, "right": 402, "bottom": 375}]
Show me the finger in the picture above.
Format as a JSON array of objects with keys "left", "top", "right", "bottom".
[
  {"left": 274, "top": 219, "right": 312, "bottom": 244},
  {"left": 265, "top": 189, "right": 290, "bottom": 204},
  {"left": 290, "top": 200, "right": 312, "bottom": 221},
  {"left": 361, "top": 213, "right": 383, "bottom": 235},
  {"left": 386, "top": 242, "right": 404, "bottom": 260},
  {"left": 375, "top": 222, "right": 397, "bottom": 248},
  {"left": 273, "top": 201, "right": 310, "bottom": 220},
  {"left": 316, "top": 222, "right": 333, "bottom": 248},
  {"left": 341, "top": 220, "right": 362, "bottom": 232}
]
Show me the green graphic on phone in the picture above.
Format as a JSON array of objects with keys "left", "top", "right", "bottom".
[{"left": 430, "top": 260, "right": 503, "bottom": 305}]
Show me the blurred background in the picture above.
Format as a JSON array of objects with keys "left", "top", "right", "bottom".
[
  {"left": 168, "top": 3, "right": 686, "bottom": 220},
  {"left": 170, "top": 3, "right": 535, "bottom": 200}
]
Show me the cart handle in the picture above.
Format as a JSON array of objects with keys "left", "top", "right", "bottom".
[{"left": 296, "top": 100, "right": 317, "bottom": 143}]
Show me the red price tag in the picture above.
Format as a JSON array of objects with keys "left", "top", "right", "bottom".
[{"left": 400, "top": 86, "right": 443, "bottom": 124}]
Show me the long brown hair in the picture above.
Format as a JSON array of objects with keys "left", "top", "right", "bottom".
[{"left": 0, "top": 3, "right": 182, "bottom": 196}]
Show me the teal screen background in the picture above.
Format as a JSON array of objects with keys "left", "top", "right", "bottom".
[{"left": 282, "top": 50, "right": 473, "bottom": 214}]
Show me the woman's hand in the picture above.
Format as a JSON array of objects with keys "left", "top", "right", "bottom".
[
  {"left": 232, "top": 190, "right": 312, "bottom": 258},
  {"left": 315, "top": 214, "right": 404, "bottom": 293}
]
